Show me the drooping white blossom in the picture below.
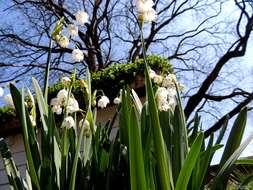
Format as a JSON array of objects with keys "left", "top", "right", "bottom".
[
  {"left": 50, "top": 98, "right": 60, "bottom": 106},
  {"left": 162, "top": 74, "right": 174, "bottom": 88},
  {"left": 79, "top": 119, "right": 91, "bottom": 137},
  {"left": 153, "top": 75, "right": 163, "bottom": 84},
  {"left": 113, "top": 97, "right": 121, "bottom": 104},
  {"left": 57, "top": 89, "right": 68, "bottom": 103},
  {"left": 75, "top": 11, "right": 89, "bottom": 25},
  {"left": 158, "top": 99, "right": 170, "bottom": 112},
  {"left": 156, "top": 87, "right": 168, "bottom": 102},
  {"left": 61, "top": 76, "right": 71, "bottom": 86},
  {"left": 149, "top": 69, "right": 157, "bottom": 80},
  {"left": 66, "top": 98, "right": 79, "bottom": 113},
  {"left": 64, "top": 116, "right": 75, "bottom": 129},
  {"left": 4, "top": 94, "right": 14, "bottom": 107},
  {"left": 52, "top": 104, "right": 62, "bottom": 115},
  {"left": 67, "top": 24, "right": 78, "bottom": 37},
  {"left": 167, "top": 87, "right": 177, "bottom": 98},
  {"left": 79, "top": 119, "right": 90, "bottom": 128},
  {"left": 141, "top": 8, "right": 157, "bottom": 22},
  {"left": 72, "top": 49, "right": 84, "bottom": 62},
  {"left": 57, "top": 35, "right": 69, "bottom": 48},
  {"left": 97, "top": 95, "right": 110, "bottom": 108},
  {"left": 136, "top": 0, "right": 154, "bottom": 13},
  {"left": 136, "top": 0, "right": 157, "bottom": 23},
  {"left": 0, "top": 87, "right": 4, "bottom": 97},
  {"left": 50, "top": 98, "right": 62, "bottom": 115}
]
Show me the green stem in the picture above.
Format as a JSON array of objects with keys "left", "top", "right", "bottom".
[
  {"left": 69, "top": 122, "right": 85, "bottom": 190},
  {"left": 43, "top": 39, "right": 53, "bottom": 103}
]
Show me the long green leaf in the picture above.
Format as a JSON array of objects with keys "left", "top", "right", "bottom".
[
  {"left": 175, "top": 132, "right": 204, "bottom": 190},
  {"left": 144, "top": 64, "right": 171, "bottom": 190},
  {"left": 219, "top": 108, "right": 247, "bottom": 166},
  {"left": 32, "top": 78, "right": 48, "bottom": 133},
  {"left": 193, "top": 134, "right": 214, "bottom": 190},
  {"left": 235, "top": 159, "right": 253, "bottom": 165},
  {"left": 10, "top": 85, "right": 41, "bottom": 190},
  {"left": 129, "top": 105, "right": 147, "bottom": 190},
  {"left": 119, "top": 89, "right": 130, "bottom": 146}
]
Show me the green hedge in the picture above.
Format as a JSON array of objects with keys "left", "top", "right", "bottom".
[{"left": 0, "top": 55, "right": 172, "bottom": 125}]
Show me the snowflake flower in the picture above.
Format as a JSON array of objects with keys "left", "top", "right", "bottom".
[
  {"left": 158, "top": 99, "right": 170, "bottom": 112},
  {"left": 136, "top": 0, "right": 154, "bottom": 13},
  {"left": 72, "top": 49, "right": 84, "bottom": 62},
  {"left": 141, "top": 8, "right": 157, "bottom": 22},
  {"left": 52, "top": 104, "right": 62, "bottom": 115},
  {"left": 153, "top": 75, "right": 163, "bottom": 84},
  {"left": 61, "top": 76, "right": 71, "bottom": 86},
  {"left": 136, "top": 0, "right": 157, "bottom": 23},
  {"left": 98, "top": 95, "right": 110, "bottom": 108},
  {"left": 50, "top": 98, "right": 62, "bottom": 115},
  {"left": 64, "top": 116, "right": 75, "bottom": 129},
  {"left": 66, "top": 98, "right": 79, "bottom": 113},
  {"left": 156, "top": 87, "right": 169, "bottom": 102},
  {"left": 67, "top": 24, "right": 78, "bottom": 37},
  {"left": 57, "top": 35, "right": 69, "bottom": 48},
  {"left": 162, "top": 74, "right": 175, "bottom": 88},
  {"left": 149, "top": 69, "right": 157, "bottom": 79},
  {"left": 57, "top": 89, "right": 68, "bottom": 103},
  {"left": 75, "top": 11, "right": 89, "bottom": 25},
  {"left": 113, "top": 97, "right": 121, "bottom": 104}
]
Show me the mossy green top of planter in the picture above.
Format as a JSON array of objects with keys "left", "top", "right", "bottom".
[{"left": 0, "top": 55, "right": 172, "bottom": 133}]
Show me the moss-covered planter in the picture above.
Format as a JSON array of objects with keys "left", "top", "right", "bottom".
[{"left": 0, "top": 55, "right": 172, "bottom": 136}]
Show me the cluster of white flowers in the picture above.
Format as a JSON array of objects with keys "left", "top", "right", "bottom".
[
  {"left": 53, "top": 10, "right": 89, "bottom": 56},
  {"left": 97, "top": 96, "right": 110, "bottom": 109},
  {"left": 0, "top": 87, "right": 4, "bottom": 97},
  {"left": 136, "top": 0, "right": 157, "bottom": 23},
  {"left": 156, "top": 87, "right": 176, "bottom": 111},
  {"left": 50, "top": 89, "right": 79, "bottom": 115},
  {"left": 149, "top": 69, "right": 179, "bottom": 111},
  {"left": 72, "top": 49, "right": 84, "bottom": 62},
  {"left": 149, "top": 69, "right": 177, "bottom": 87}
]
